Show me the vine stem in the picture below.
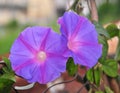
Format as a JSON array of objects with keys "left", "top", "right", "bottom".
[
  {"left": 89, "top": 82, "right": 100, "bottom": 91},
  {"left": 77, "top": 81, "right": 89, "bottom": 93},
  {"left": 42, "top": 73, "right": 78, "bottom": 93},
  {"left": 86, "top": 0, "right": 91, "bottom": 14},
  {"left": 0, "top": 60, "right": 5, "bottom": 69},
  {"left": 88, "top": 0, "right": 98, "bottom": 22},
  {"left": 12, "top": 86, "right": 19, "bottom": 93},
  {"left": 0, "top": 60, "right": 5, "bottom": 64}
]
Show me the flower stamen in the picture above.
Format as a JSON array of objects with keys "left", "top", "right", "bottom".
[{"left": 37, "top": 51, "right": 47, "bottom": 62}]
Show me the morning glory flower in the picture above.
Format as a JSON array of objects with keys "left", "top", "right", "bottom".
[
  {"left": 9, "top": 26, "right": 68, "bottom": 84},
  {"left": 58, "top": 11, "right": 102, "bottom": 68}
]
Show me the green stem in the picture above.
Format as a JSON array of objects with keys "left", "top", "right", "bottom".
[{"left": 115, "top": 38, "right": 120, "bottom": 61}]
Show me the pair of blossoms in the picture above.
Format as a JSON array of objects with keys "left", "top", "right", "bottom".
[{"left": 10, "top": 11, "right": 102, "bottom": 84}]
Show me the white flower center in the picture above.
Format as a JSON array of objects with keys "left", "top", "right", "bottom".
[
  {"left": 37, "top": 51, "right": 46, "bottom": 61},
  {"left": 67, "top": 41, "right": 73, "bottom": 50}
]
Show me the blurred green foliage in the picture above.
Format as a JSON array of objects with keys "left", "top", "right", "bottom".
[
  {"left": 0, "top": 58, "right": 15, "bottom": 93},
  {"left": 0, "top": 19, "right": 35, "bottom": 54},
  {"left": 0, "top": 19, "right": 59, "bottom": 55},
  {"left": 47, "top": 20, "right": 59, "bottom": 33},
  {"left": 0, "top": 30, "right": 19, "bottom": 55},
  {"left": 5, "top": 19, "right": 19, "bottom": 30},
  {"left": 98, "top": 0, "right": 120, "bottom": 24}
]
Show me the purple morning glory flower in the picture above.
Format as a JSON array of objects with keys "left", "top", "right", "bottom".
[
  {"left": 9, "top": 26, "right": 68, "bottom": 84},
  {"left": 58, "top": 11, "right": 102, "bottom": 68}
]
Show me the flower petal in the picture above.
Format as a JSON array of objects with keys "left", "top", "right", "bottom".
[
  {"left": 58, "top": 11, "right": 80, "bottom": 38},
  {"left": 44, "top": 29, "right": 69, "bottom": 56},
  {"left": 73, "top": 44, "right": 102, "bottom": 68}
]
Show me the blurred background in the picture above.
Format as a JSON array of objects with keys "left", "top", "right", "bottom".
[{"left": 0, "top": 0, "right": 120, "bottom": 55}]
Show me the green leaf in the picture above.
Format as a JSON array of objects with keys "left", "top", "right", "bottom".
[
  {"left": 86, "top": 68, "right": 94, "bottom": 83},
  {"left": 106, "top": 24, "right": 120, "bottom": 38},
  {"left": 0, "top": 58, "right": 15, "bottom": 82},
  {"left": 98, "top": 35, "right": 108, "bottom": 63},
  {"left": 102, "top": 59, "right": 118, "bottom": 77},
  {"left": 0, "top": 78, "right": 14, "bottom": 93},
  {"left": 0, "top": 58, "right": 15, "bottom": 93},
  {"left": 94, "top": 68, "right": 101, "bottom": 86},
  {"left": 0, "top": 72, "right": 15, "bottom": 82},
  {"left": 86, "top": 68, "right": 101, "bottom": 86},
  {"left": 0, "top": 66, "right": 15, "bottom": 93},
  {"left": 105, "top": 86, "right": 114, "bottom": 93},
  {"left": 95, "top": 91, "right": 104, "bottom": 93},
  {"left": 2, "top": 57, "right": 12, "bottom": 70},
  {"left": 66, "top": 57, "right": 78, "bottom": 76},
  {"left": 93, "top": 21, "right": 110, "bottom": 39},
  {"left": 115, "top": 39, "right": 120, "bottom": 61}
]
